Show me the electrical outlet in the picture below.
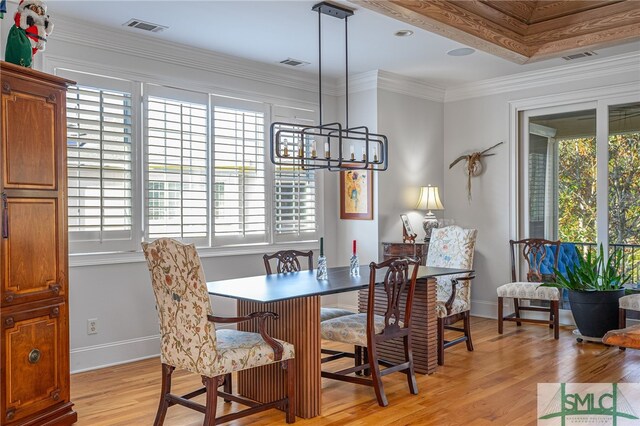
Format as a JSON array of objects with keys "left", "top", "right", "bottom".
[{"left": 87, "top": 318, "right": 98, "bottom": 335}]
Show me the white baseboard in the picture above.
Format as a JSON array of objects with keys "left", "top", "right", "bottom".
[
  {"left": 70, "top": 324, "right": 236, "bottom": 374},
  {"left": 70, "top": 335, "right": 160, "bottom": 374}
]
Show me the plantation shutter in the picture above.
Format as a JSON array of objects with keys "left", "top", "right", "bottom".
[
  {"left": 62, "top": 71, "right": 136, "bottom": 253},
  {"left": 272, "top": 106, "right": 319, "bottom": 242},
  {"left": 145, "top": 86, "right": 208, "bottom": 245},
  {"left": 212, "top": 97, "right": 267, "bottom": 245}
]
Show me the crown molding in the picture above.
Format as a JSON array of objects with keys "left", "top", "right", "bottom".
[
  {"left": 445, "top": 52, "right": 640, "bottom": 102},
  {"left": 338, "top": 70, "right": 446, "bottom": 102},
  {"left": 50, "top": 15, "right": 333, "bottom": 96}
]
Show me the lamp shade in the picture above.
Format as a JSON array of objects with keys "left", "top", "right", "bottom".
[{"left": 416, "top": 185, "right": 444, "bottom": 211}]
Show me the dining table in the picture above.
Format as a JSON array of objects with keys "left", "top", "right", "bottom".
[{"left": 207, "top": 264, "right": 472, "bottom": 418}]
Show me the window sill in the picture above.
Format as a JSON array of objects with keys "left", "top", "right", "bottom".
[{"left": 69, "top": 240, "right": 320, "bottom": 268}]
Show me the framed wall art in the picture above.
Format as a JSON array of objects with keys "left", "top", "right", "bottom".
[{"left": 340, "top": 166, "right": 373, "bottom": 220}]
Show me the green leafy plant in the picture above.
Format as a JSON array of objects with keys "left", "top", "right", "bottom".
[{"left": 541, "top": 244, "right": 631, "bottom": 291}]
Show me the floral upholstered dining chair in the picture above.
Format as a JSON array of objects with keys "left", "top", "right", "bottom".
[
  {"left": 426, "top": 226, "right": 477, "bottom": 365},
  {"left": 142, "top": 238, "right": 296, "bottom": 426}
]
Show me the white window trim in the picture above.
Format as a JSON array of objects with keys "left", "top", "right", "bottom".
[{"left": 49, "top": 61, "right": 324, "bottom": 262}]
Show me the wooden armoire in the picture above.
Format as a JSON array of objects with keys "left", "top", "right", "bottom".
[{"left": 0, "top": 62, "right": 76, "bottom": 425}]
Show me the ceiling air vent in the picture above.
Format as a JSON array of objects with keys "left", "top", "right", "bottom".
[
  {"left": 562, "top": 51, "right": 597, "bottom": 61},
  {"left": 279, "top": 58, "right": 310, "bottom": 68},
  {"left": 122, "top": 19, "right": 168, "bottom": 33}
]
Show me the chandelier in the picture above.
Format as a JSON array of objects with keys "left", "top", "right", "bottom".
[{"left": 269, "top": 1, "right": 389, "bottom": 172}]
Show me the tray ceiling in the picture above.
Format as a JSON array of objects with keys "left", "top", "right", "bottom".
[{"left": 353, "top": 0, "right": 640, "bottom": 63}]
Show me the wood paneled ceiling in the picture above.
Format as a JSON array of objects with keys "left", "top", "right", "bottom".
[{"left": 352, "top": 0, "right": 640, "bottom": 63}]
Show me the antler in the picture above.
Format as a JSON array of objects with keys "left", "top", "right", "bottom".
[
  {"left": 479, "top": 141, "right": 503, "bottom": 156},
  {"left": 449, "top": 155, "right": 469, "bottom": 169}
]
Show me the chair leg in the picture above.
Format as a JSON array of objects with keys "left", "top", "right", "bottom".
[
  {"left": 368, "top": 345, "right": 388, "bottom": 407},
  {"left": 498, "top": 297, "right": 504, "bottom": 334},
  {"left": 513, "top": 298, "right": 522, "bottom": 326},
  {"left": 403, "top": 335, "right": 418, "bottom": 395},
  {"left": 202, "top": 376, "right": 221, "bottom": 426},
  {"left": 552, "top": 300, "right": 559, "bottom": 340},
  {"left": 363, "top": 348, "right": 370, "bottom": 376},
  {"left": 619, "top": 309, "right": 627, "bottom": 351},
  {"left": 222, "top": 373, "right": 232, "bottom": 403},
  {"left": 355, "top": 345, "right": 362, "bottom": 376},
  {"left": 285, "top": 359, "right": 296, "bottom": 424},
  {"left": 620, "top": 308, "right": 627, "bottom": 329},
  {"left": 463, "top": 311, "right": 474, "bottom": 352},
  {"left": 154, "top": 363, "right": 174, "bottom": 426},
  {"left": 437, "top": 317, "right": 445, "bottom": 366}
]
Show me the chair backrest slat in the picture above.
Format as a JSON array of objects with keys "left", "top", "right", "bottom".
[
  {"left": 367, "top": 258, "right": 420, "bottom": 338},
  {"left": 510, "top": 238, "right": 561, "bottom": 283},
  {"left": 263, "top": 250, "right": 313, "bottom": 275}
]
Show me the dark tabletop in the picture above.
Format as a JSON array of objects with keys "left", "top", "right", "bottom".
[{"left": 207, "top": 265, "right": 472, "bottom": 303}]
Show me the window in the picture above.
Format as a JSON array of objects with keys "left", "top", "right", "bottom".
[
  {"left": 272, "top": 107, "right": 319, "bottom": 242},
  {"left": 59, "top": 67, "right": 320, "bottom": 255},
  {"left": 212, "top": 99, "right": 267, "bottom": 245},
  {"left": 63, "top": 71, "right": 136, "bottom": 253},
  {"left": 145, "top": 88, "right": 208, "bottom": 244}
]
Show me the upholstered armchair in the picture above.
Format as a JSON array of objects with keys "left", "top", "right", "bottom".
[
  {"left": 426, "top": 226, "right": 478, "bottom": 365},
  {"left": 143, "top": 238, "right": 296, "bottom": 425}
]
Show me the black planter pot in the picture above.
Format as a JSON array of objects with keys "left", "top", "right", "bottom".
[{"left": 568, "top": 289, "right": 625, "bottom": 338}]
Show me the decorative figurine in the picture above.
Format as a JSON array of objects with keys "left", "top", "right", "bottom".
[{"left": 5, "top": 0, "right": 53, "bottom": 67}]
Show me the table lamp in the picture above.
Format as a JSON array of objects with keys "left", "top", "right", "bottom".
[{"left": 416, "top": 185, "right": 444, "bottom": 242}]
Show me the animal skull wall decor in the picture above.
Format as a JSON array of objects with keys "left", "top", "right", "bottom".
[{"left": 449, "top": 141, "right": 503, "bottom": 201}]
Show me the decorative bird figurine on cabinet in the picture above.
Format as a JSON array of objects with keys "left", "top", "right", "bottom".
[{"left": 449, "top": 141, "right": 503, "bottom": 201}]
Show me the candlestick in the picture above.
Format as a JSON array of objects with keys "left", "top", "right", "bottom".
[
  {"left": 320, "top": 237, "right": 324, "bottom": 256},
  {"left": 352, "top": 239, "right": 356, "bottom": 255}
]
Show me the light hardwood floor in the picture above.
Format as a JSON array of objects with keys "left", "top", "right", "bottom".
[{"left": 70, "top": 317, "right": 640, "bottom": 425}]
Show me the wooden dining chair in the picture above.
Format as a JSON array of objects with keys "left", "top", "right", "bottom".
[
  {"left": 320, "top": 258, "right": 420, "bottom": 407},
  {"left": 143, "top": 238, "right": 296, "bottom": 425},
  {"left": 263, "top": 249, "right": 354, "bottom": 322},
  {"left": 497, "top": 238, "right": 561, "bottom": 339}
]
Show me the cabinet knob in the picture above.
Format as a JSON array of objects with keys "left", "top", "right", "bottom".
[
  {"left": 28, "top": 348, "right": 41, "bottom": 364},
  {"left": 6, "top": 408, "right": 15, "bottom": 420}
]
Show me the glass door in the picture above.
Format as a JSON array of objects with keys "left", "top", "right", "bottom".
[{"left": 520, "top": 98, "right": 640, "bottom": 308}]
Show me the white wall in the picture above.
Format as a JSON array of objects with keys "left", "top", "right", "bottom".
[
  {"left": 333, "top": 88, "right": 380, "bottom": 309},
  {"left": 444, "top": 62, "right": 640, "bottom": 320},
  {"left": 377, "top": 89, "right": 444, "bottom": 249}
]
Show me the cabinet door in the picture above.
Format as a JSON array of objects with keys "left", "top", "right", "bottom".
[
  {"left": 1, "top": 198, "right": 64, "bottom": 306},
  {"left": 1, "top": 76, "right": 64, "bottom": 190},
  {"left": 1, "top": 302, "right": 69, "bottom": 424}
]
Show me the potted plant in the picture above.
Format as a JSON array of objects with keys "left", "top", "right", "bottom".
[{"left": 541, "top": 244, "right": 632, "bottom": 338}]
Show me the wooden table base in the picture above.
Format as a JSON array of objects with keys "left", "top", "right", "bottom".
[
  {"left": 358, "top": 277, "right": 437, "bottom": 374},
  {"left": 237, "top": 296, "right": 321, "bottom": 419}
]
